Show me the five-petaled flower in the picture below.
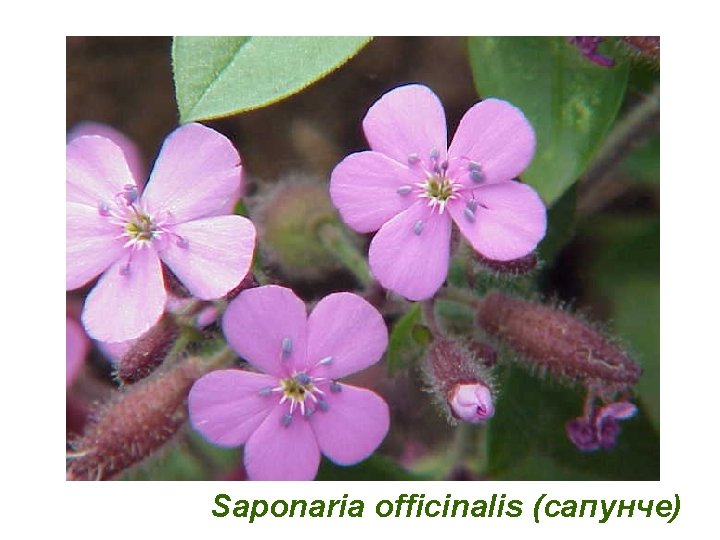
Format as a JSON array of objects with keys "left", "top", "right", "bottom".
[
  {"left": 188, "top": 285, "right": 390, "bottom": 480},
  {"left": 330, "top": 84, "right": 547, "bottom": 300},
  {"left": 66, "top": 123, "right": 256, "bottom": 343}
]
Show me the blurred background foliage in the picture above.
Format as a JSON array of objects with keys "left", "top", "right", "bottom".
[{"left": 67, "top": 36, "right": 659, "bottom": 480}]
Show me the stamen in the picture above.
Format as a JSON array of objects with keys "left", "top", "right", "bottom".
[
  {"left": 407, "top": 153, "right": 420, "bottom": 165},
  {"left": 464, "top": 207, "right": 476, "bottom": 223},
  {"left": 317, "top": 400, "right": 329, "bottom": 412},
  {"left": 295, "top": 373, "right": 311, "bottom": 385},
  {"left": 281, "top": 337, "right": 293, "bottom": 359},
  {"left": 258, "top": 386, "right": 273, "bottom": 397},
  {"left": 330, "top": 381, "right": 342, "bottom": 393},
  {"left": 319, "top": 355, "right": 333, "bottom": 366},
  {"left": 413, "top": 220, "right": 424, "bottom": 236},
  {"left": 430, "top": 148, "right": 440, "bottom": 161},
  {"left": 468, "top": 161, "right": 482, "bottom": 172},
  {"left": 470, "top": 169, "right": 485, "bottom": 184},
  {"left": 304, "top": 407, "right": 315, "bottom": 418},
  {"left": 176, "top": 236, "right": 189, "bottom": 249},
  {"left": 281, "top": 413, "right": 293, "bottom": 428},
  {"left": 121, "top": 184, "right": 139, "bottom": 205},
  {"left": 396, "top": 185, "right": 413, "bottom": 196},
  {"left": 440, "top": 160, "right": 449, "bottom": 172}
]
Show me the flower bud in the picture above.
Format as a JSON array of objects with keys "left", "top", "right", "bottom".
[
  {"left": 116, "top": 314, "right": 180, "bottom": 385},
  {"left": 448, "top": 383, "right": 494, "bottom": 424},
  {"left": 67, "top": 358, "right": 203, "bottom": 480},
  {"left": 225, "top": 271, "right": 259, "bottom": 301},
  {"left": 620, "top": 36, "right": 660, "bottom": 64},
  {"left": 423, "top": 338, "right": 496, "bottom": 425},
  {"left": 476, "top": 291, "right": 641, "bottom": 394},
  {"left": 253, "top": 177, "right": 340, "bottom": 280}
]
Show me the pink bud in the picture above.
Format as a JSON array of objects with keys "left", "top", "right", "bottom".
[
  {"left": 476, "top": 291, "right": 641, "bottom": 394},
  {"left": 423, "top": 338, "right": 496, "bottom": 425},
  {"left": 116, "top": 315, "right": 180, "bottom": 384},
  {"left": 448, "top": 383, "right": 495, "bottom": 424}
]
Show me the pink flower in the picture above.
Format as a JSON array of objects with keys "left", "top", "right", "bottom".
[
  {"left": 566, "top": 401, "right": 637, "bottom": 451},
  {"left": 188, "top": 285, "right": 390, "bottom": 480},
  {"left": 330, "top": 84, "right": 547, "bottom": 300},
  {"left": 66, "top": 317, "right": 89, "bottom": 387},
  {"left": 67, "top": 123, "right": 256, "bottom": 342}
]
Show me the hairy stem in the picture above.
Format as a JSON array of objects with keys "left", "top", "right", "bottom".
[
  {"left": 316, "top": 222, "right": 372, "bottom": 287},
  {"left": 577, "top": 84, "right": 660, "bottom": 215}
]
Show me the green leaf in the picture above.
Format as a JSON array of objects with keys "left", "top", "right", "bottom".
[
  {"left": 386, "top": 303, "right": 424, "bottom": 375},
  {"left": 486, "top": 366, "right": 659, "bottom": 480},
  {"left": 172, "top": 36, "right": 371, "bottom": 122},
  {"left": 467, "top": 37, "right": 630, "bottom": 204}
]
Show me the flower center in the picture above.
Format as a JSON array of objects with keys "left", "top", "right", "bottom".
[
  {"left": 417, "top": 175, "right": 458, "bottom": 214},
  {"left": 257, "top": 366, "right": 341, "bottom": 427},
  {"left": 96, "top": 184, "right": 191, "bottom": 253},
  {"left": 280, "top": 373, "right": 316, "bottom": 404},
  {"left": 125, "top": 211, "right": 159, "bottom": 245},
  {"left": 425, "top": 176, "right": 455, "bottom": 202}
]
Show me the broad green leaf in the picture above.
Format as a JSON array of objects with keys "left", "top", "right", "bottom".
[
  {"left": 467, "top": 37, "right": 630, "bottom": 204},
  {"left": 486, "top": 366, "right": 659, "bottom": 480},
  {"left": 386, "top": 303, "right": 424, "bottom": 375},
  {"left": 172, "top": 36, "right": 371, "bottom": 122}
]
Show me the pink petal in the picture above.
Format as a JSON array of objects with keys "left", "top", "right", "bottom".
[
  {"left": 66, "top": 317, "right": 88, "bottom": 386},
  {"left": 97, "top": 339, "right": 134, "bottom": 363},
  {"left": 368, "top": 202, "right": 452, "bottom": 300},
  {"left": 188, "top": 369, "right": 278, "bottom": 447},
  {"left": 81, "top": 248, "right": 167, "bottom": 342},
  {"left": 141, "top": 123, "right": 242, "bottom": 224},
  {"left": 222, "top": 285, "right": 308, "bottom": 378},
  {"left": 305, "top": 293, "right": 388, "bottom": 378},
  {"left": 67, "top": 122, "right": 146, "bottom": 184},
  {"left": 66, "top": 202, "right": 126, "bottom": 290},
  {"left": 67, "top": 135, "right": 138, "bottom": 207},
  {"left": 159, "top": 215, "right": 256, "bottom": 300},
  {"left": 597, "top": 402, "right": 638, "bottom": 423},
  {"left": 447, "top": 98, "right": 536, "bottom": 186},
  {"left": 311, "top": 384, "right": 389, "bottom": 465},
  {"left": 448, "top": 181, "right": 546, "bottom": 261},
  {"left": 363, "top": 84, "right": 448, "bottom": 168},
  {"left": 330, "top": 151, "right": 420, "bottom": 233},
  {"left": 243, "top": 403, "right": 321, "bottom": 480}
]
